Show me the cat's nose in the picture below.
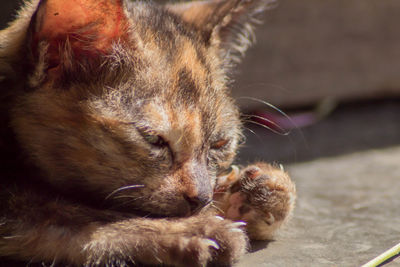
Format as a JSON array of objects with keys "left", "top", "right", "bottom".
[{"left": 184, "top": 194, "right": 211, "bottom": 214}]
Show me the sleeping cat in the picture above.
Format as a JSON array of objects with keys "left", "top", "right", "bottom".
[{"left": 0, "top": 0, "right": 295, "bottom": 266}]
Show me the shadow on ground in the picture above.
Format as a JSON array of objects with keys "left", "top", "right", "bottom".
[{"left": 238, "top": 99, "right": 400, "bottom": 164}]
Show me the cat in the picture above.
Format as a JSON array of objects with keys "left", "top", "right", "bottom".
[{"left": 0, "top": 0, "right": 296, "bottom": 266}]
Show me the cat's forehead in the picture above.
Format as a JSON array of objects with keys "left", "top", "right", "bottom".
[
  {"left": 90, "top": 2, "right": 237, "bottom": 133},
  {"left": 141, "top": 101, "right": 204, "bottom": 144},
  {"left": 125, "top": 4, "right": 215, "bottom": 104}
]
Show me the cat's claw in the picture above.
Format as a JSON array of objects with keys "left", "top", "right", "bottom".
[
  {"left": 264, "top": 212, "right": 275, "bottom": 225},
  {"left": 230, "top": 221, "right": 247, "bottom": 228},
  {"left": 230, "top": 228, "right": 244, "bottom": 233},
  {"left": 172, "top": 216, "right": 248, "bottom": 266},
  {"left": 229, "top": 221, "right": 246, "bottom": 233},
  {"left": 202, "top": 239, "right": 220, "bottom": 250}
]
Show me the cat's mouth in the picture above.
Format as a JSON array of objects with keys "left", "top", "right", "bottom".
[
  {"left": 105, "top": 201, "right": 212, "bottom": 219},
  {"left": 104, "top": 190, "right": 214, "bottom": 218},
  {"left": 125, "top": 201, "right": 212, "bottom": 219},
  {"left": 135, "top": 197, "right": 214, "bottom": 218}
]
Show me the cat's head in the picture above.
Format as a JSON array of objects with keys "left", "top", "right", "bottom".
[{"left": 11, "top": 0, "right": 274, "bottom": 217}]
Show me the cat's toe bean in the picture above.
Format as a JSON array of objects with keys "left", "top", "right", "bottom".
[
  {"left": 215, "top": 163, "right": 296, "bottom": 240},
  {"left": 243, "top": 166, "right": 262, "bottom": 179}
]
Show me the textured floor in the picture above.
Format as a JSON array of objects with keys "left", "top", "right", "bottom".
[{"left": 237, "top": 100, "right": 400, "bottom": 266}]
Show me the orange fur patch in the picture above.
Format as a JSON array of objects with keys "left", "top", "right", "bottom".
[{"left": 34, "top": 0, "right": 128, "bottom": 67}]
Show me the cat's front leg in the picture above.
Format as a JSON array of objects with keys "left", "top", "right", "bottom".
[
  {"left": 0, "top": 193, "right": 248, "bottom": 266},
  {"left": 83, "top": 214, "right": 248, "bottom": 266},
  {"left": 214, "top": 163, "right": 296, "bottom": 240}
]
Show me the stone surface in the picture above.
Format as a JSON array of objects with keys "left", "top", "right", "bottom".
[{"left": 238, "top": 146, "right": 400, "bottom": 266}]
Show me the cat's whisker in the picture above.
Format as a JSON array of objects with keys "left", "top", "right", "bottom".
[
  {"left": 112, "top": 195, "right": 139, "bottom": 200},
  {"left": 141, "top": 213, "right": 152, "bottom": 219},
  {"left": 210, "top": 202, "right": 225, "bottom": 215},
  {"left": 176, "top": 132, "right": 185, "bottom": 147},
  {"left": 128, "top": 256, "right": 135, "bottom": 265},
  {"left": 243, "top": 119, "right": 289, "bottom": 136},
  {"left": 213, "top": 191, "right": 229, "bottom": 195},
  {"left": 194, "top": 199, "right": 213, "bottom": 215},
  {"left": 211, "top": 199, "right": 224, "bottom": 205},
  {"left": 242, "top": 125, "right": 263, "bottom": 143},
  {"left": 238, "top": 96, "right": 303, "bottom": 132},
  {"left": 242, "top": 125, "right": 257, "bottom": 137},
  {"left": 242, "top": 114, "right": 283, "bottom": 128},
  {"left": 244, "top": 114, "right": 290, "bottom": 135},
  {"left": 105, "top": 185, "right": 145, "bottom": 200},
  {"left": 238, "top": 96, "right": 289, "bottom": 118}
]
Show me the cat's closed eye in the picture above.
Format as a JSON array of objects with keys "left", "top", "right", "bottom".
[
  {"left": 211, "top": 139, "right": 230, "bottom": 150},
  {"left": 144, "top": 134, "right": 167, "bottom": 147},
  {"left": 138, "top": 129, "right": 168, "bottom": 148}
]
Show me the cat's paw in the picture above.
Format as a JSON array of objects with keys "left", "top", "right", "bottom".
[
  {"left": 172, "top": 216, "right": 248, "bottom": 266},
  {"left": 82, "top": 215, "right": 247, "bottom": 267},
  {"left": 215, "top": 163, "right": 296, "bottom": 240}
]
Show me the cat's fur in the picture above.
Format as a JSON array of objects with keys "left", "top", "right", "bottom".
[{"left": 0, "top": 0, "right": 295, "bottom": 266}]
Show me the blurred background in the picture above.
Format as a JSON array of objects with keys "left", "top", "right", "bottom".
[
  {"left": 1, "top": 1, "right": 400, "bottom": 266},
  {"left": 233, "top": 0, "right": 400, "bottom": 164}
]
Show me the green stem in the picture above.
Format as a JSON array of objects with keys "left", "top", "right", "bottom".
[{"left": 361, "top": 242, "right": 400, "bottom": 267}]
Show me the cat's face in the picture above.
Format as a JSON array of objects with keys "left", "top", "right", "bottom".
[{"left": 11, "top": 0, "right": 266, "bottom": 217}]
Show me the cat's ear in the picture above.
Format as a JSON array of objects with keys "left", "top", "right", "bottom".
[
  {"left": 28, "top": 0, "right": 128, "bottom": 84},
  {"left": 167, "top": 0, "right": 276, "bottom": 63}
]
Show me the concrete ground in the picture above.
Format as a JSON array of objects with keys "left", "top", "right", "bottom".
[{"left": 237, "top": 99, "right": 400, "bottom": 266}]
